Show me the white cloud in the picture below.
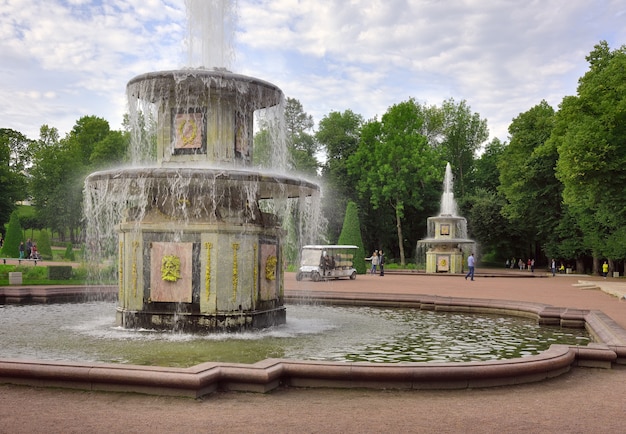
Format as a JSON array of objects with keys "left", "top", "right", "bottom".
[{"left": 0, "top": 0, "right": 624, "bottom": 146}]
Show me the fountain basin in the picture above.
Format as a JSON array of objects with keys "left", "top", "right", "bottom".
[
  {"left": 0, "top": 286, "right": 624, "bottom": 397},
  {"left": 87, "top": 167, "right": 320, "bottom": 220}
]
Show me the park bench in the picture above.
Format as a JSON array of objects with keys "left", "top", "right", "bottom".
[{"left": 1, "top": 258, "right": 40, "bottom": 265}]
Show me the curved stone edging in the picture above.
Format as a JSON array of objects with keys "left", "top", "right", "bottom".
[
  {"left": 0, "top": 345, "right": 577, "bottom": 398},
  {"left": 0, "top": 289, "right": 624, "bottom": 397}
]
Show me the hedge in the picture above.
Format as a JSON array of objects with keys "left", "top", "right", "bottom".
[{"left": 47, "top": 266, "right": 73, "bottom": 280}]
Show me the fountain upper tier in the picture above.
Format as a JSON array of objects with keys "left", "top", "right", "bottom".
[
  {"left": 126, "top": 68, "right": 285, "bottom": 168},
  {"left": 127, "top": 69, "right": 281, "bottom": 108}
]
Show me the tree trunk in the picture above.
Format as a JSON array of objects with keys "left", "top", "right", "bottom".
[
  {"left": 576, "top": 258, "right": 584, "bottom": 274},
  {"left": 592, "top": 256, "right": 600, "bottom": 276},
  {"left": 395, "top": 205, "right": 405, "bottom": 266}
]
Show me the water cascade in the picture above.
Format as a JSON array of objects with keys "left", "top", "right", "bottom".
[
  {"left": 416, "top": 163, "right": 475, "bottom": 273},
  {"left": 83, "top": 0, "right": 320, "bottom": 332}
]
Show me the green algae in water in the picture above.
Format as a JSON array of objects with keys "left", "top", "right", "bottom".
[{"left": 0, "top": 302, "right": 590, "bottom": 367}]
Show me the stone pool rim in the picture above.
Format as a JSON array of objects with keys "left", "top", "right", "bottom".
[{"left": 1, "top": 284, "right": 625, "bottom": 397}]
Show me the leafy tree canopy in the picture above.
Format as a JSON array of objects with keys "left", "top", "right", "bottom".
[
  {"left": 555, "top": 41, "right": 626, "bottom": 259},
  {"left": 347, "top": 98, "right": 443, "bottom": 264}
]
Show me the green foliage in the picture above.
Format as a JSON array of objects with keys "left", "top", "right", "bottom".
[
  {"left": 29, "top": 117, "right": 129, "bottom": 244},
  {"left": 20, "top": 265, "right": 47, "bottom": 280},
  {"left": 253, "top": 128, "right": 272, "bottom": 168},
  {"left": 0, "top": 212, "right": 23, "bottom": 258},
  {"left": 337, "top": 201, "right": 367, "bottom": 274},
  {"left": 460, "top": 188, "right": 515, "bottom": 260},
  {"left": 498, "top": 100, "right": 559, "bottom": 261},
  {"left": 29, "top": 130, "right": 82, "bottom": 240},
  {"left": 282, "top": 210, "right": 299, "bottom": 266},
  {"left": 36, "top": 229, "right": 53, "bottom": 260},
  {"left": 64, "top": 243, "right": 75, "bottom": 261},
  {"left": 0, "top": 129, "right": 30, "bottom": 229},
  {"left": 555, "top": 41, "right": 626, "bottom": 260},
  {"left": 317, "top": 110, "right": 364, "bottom": 242},
  {"left": 470, "top": 138, "right": 505, "bottom": 193},
  {"left": 0, "top": 264, "right": 13, "bottom": 278},
  {"left": 284, "top": 97, "right": 319, "bottom": 176},
  {"left": 347, "top": 99, "right": 443, "bottom": 265},
  {"left": 0, "top": 264, "right": 89, "bottom": 285},
  {"left": 438, "top": 98, "right": 489, "bottom": 197},
  {"left": 72, "top": 266, "right": 89, "bottom": 281},
  {"left": 89, "top": 129, "right": 129, "bottom": 167},
  {"left": 47, "top": 265, "right": 73, "bottom": 280}
]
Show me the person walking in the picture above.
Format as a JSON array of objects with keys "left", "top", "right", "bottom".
[
  {"left": 602, "top": 260, "right": 609, "bottom": 279},
  {"left": 26, "top": 238, "right": 33, "bottom": 259},
  {"left": 19, "top": 241, "right": 25, "bottom": 259},
  {"left": 378, "top": 250, "right": 385, "bottom": 276},
  {"left": 465, "top": 253, "right": 475, "bottom": 281},
  {"left": 551, "top": 259, "right": 556, "bottom": 277},
  {"left": 365, "top": 250, "right": 379, "bottom": 275}
]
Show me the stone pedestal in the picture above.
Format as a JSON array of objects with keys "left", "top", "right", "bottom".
[
  {"left": 8, "top": 272, "right": 22, "bottom": 285},
  {"left": 425, "top": 247, "right": 464, "bottom": 273},
  {"left": 116, "top": 220, "right": 285, "bottom": 332}
]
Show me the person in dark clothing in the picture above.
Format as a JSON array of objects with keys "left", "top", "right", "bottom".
[{"left": 378, "top": 249, "right": 385, "bottom": 276}]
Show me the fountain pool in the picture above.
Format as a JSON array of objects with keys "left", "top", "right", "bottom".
[{"left": 0, "top": 301, "right": 589, "bottom": 367}]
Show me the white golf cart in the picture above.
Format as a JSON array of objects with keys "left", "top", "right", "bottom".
[{"left": 296, "top": 245, "right": 358, "bottom": 281}]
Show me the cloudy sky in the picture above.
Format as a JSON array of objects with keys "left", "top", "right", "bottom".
[{"left": 1, "top": 0, "right": 625, "bottom": 147}]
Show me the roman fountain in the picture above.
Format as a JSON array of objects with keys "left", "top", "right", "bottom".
[
  {"left": 417, "top": 163, "right": 475, "bottom": 273},
  {"left": 83, "top": 1, "right": 320, "bottom": 332},
  {"left": 0, "top": 0, "right": 625, "bottom": 398}
]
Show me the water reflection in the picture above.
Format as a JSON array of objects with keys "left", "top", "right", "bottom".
[{"left": 0, "top": 302, "right": 590, "bottom": 367}]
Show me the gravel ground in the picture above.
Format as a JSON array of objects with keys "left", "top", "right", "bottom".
[
  {"left": 1, "top": 366, "right": 625, "bottom": 433},
  {"left": 1, "top": 270, "right": 625, "bottom": 433}
]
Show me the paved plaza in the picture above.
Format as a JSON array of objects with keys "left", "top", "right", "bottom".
[{"left": 1, "top": 269, "right": 626, "bottom": 433}]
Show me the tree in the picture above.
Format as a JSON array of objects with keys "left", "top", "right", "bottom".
[
  {"left": 284, "top": 97, "right": 319, "bottom": 175},
  {"left": 0, "top": 211, "right": 23, "bottom": 258},
  {"left": 64, "top": 242, "right": 75, "bottom": 261},
  {"left": 438, "top": 99, "right": 489, "bottom": 197},
  {"left": 254, "top": 97, "right": 318, "bottom": 175},
  {"left": 469, "top": 138, "right": 505, "bottom": 194},
  {"left": 30, "top": 116, "right": 129, "bottom": 242},
  {"left": 29, "top": 138, "right": 82, "bottom": 241},
  {"left": 0, "top": 129, "right": 31, "bottom": 229},
  {"left": 337, "top": 201, "right": 367, "bottom": 274},
  {"left": 347, "top": 99, "right": 443, "bottom": 265},
  {"left": 317, "top": 109, "right": 364, "bottom": 242},
  {"left": 0, "top": 128, "right": 33, "bottom": 175},
  {"left": 498, "top": 100, "right": 557, "bottom": 262},
  {"left": 555, "top": 41, "right": 626, "bottom": 266},
  {"left": 252, "top": 127, "right": 272, "bottom": 168},
  {"left": 37, "top": 229, "right": 53, "bottom": 260},
  {"left": 66, "top": 116, "right": 112, "bottom": 167},
  {"left": 89, "top": 130, "right": 129, "bottom": 167},
  {"left": 460, "top": 188, "right": 512, "bottom": 260}
]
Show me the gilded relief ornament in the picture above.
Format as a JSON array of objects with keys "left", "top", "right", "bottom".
[
  {"left": 161, "top": 255, "right": 182, "bottom": 282},
  {"left": 265, "top": 255, "right": 277, "bottom": 281}
]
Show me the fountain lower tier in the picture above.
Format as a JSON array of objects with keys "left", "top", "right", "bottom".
[{"left": 85, "top": 167, "right": 319, "bottom": 332}]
